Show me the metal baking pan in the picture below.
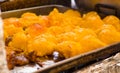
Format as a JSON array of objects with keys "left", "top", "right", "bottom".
[
  {"left": 1, "top": 5, "right": 69, "bottom": 18},
  {"left": 0, "top": 0, "right": 71, "bottom": 12},
  {"left": 75, "top": 0, "right": 120, "bottom": 17},
  {"left": 2, "top": 5, "right": 120, "bottom": 73},
  {"left": 0, "top": 0, "right": 55, "bottom": 12}
]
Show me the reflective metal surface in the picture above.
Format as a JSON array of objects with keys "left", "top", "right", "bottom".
[{"left": 75, "top": 0, "right": 120, "bottom": 17}]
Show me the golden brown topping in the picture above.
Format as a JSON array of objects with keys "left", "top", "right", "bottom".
[{"left": 3, "top": 8, "right": 120, "bottom": 69}]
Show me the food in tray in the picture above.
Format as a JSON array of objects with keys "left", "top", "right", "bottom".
[{"left": 3, "top": 8, "right": 120, "bottom": 70}]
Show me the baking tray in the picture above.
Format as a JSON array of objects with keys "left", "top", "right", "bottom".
[
  {"left": 75, "top": 0, "right": 120, "bottom": 17},
  {"left": 0, "top": 0, "right": 55, "bottom": 11},
  {"left": 1, "top": 5, "right": 69, "bottom": 18},
  {"left": 2, "top": 5, "right": 120, "bottom": 73},
  {"left": 0, "top": 0, "right": 71, "bottom": 12}
]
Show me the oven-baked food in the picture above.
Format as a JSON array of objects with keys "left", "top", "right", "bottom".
[{"left": 4, "top": 8, "right": 120, "bottom": 69}]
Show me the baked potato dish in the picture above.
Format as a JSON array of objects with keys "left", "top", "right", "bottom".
[{"left": 4, "top": 8, "right": 120, "bottom": 69}]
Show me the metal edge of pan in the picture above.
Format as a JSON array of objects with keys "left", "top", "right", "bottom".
[
  {"left": 35, "top": 42, "right": 120, "bottom": 73},
  {"left": 1, "top": 5, "right": 70, "bottom": 19}
]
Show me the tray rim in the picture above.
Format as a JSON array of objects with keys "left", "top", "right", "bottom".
[
  {"left": 1, "top": 4, "right": 67, "bottom": 13},
  {"left": 36, "top": 42, "right": 120, "bottom": 73}
]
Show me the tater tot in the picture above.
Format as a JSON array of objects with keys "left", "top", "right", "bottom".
[
  {"left": 103, "top": 15, "right": 120, "bottom": 32},
  {"left": 81, "top": 11, "right": 104, "bottom": 30},
  {"left": 56, "top": 41, "right": 83, "bottom": 58},
  {"left": 8, "top": 32, "right": 28, "bottom": 51},
  {"left": 26, "top": 33, "right": 56, "bottom": 57},
  {"left": 97, "top": 25, "right": 120, "bottom": 44}
]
